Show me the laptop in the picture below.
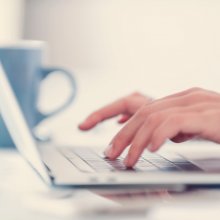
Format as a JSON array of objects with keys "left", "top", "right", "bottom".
[{"left": 1, "top": 62, "right": 220, "bottom": 188}]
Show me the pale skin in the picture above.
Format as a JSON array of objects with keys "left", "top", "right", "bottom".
[{"left": 79, "top": 87, "right": 220, "bottom": 168}]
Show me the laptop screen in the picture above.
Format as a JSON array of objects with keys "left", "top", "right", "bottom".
[{"left": 0, "top": 62, "right": 50, "bottom": 184}]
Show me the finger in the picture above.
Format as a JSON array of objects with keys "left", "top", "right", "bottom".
[
  {"left": 79, "top": 88, "right": 218, "bottom": 130},
  {"left": 123, "top": 110, "right": 173, "bottom": 167},
  {"left": 117, "top": 114, "right": 131, "bottom": 124},
  {"left": 124, "top": 112, "right": 202, "bottom": 167},
  {"left": 123, "top": 122, "right": 154, "bottom": 167},
  {"left": 123, "top": 104, "right": 214, "bottom": 167},
  {"left": 104, "top": 110, "right": 147, "bottom": 159},
  {"left": 106, "top": 102, "right": 212, "bottom": 162},
  {"left": 151, "top": 105, "right": 220, "bottom": 148},
  {"left": 79, "top": 98, "right": 128, "bottom": 130},
  {"left": 80, "top": 88, "right": 204, "bottom": 130},
  {"left": 149, "top": 112, "right": 205, "bottom": 152}
]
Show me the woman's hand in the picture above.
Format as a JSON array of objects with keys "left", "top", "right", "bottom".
[
  {"left": 79, "top": 87, "right": 220, "bottom": 168},
  {"left": 104, "top": 87, "right": 220, "bottom": 167},
  {"left": 79, "top": 92, "right": 152, "bottom": 130}
]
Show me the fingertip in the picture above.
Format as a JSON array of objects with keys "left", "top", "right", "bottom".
[
  {"left": 124, "top": 156, "right": 135, "bottom": 168},
  {"left": 78, "top": 122, "right": 90, "bottom": 130},
  {"left": 78, "top": 125, "right": 85, "bottom": 130},
  {"left": 78, "top": 116, "right": 97, "bottom": 130}
]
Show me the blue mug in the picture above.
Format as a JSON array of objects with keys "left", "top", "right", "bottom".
[{"left": 0, "top": 41, "right": 77, "bottom": 146}]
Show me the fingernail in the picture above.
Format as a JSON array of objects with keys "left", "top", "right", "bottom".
[
  {"left": 104, "top": 144, "right": 113, "bottom": 158},
  {"left": 78, "top": 124, "right": 86, "bottom": 130}
]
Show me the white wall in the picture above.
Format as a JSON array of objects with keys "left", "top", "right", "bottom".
[
  {"left": 0, "top": 0, "right": 25, "bottom": 40},
  {"left": 24, "top": 0, "right": 220, "bottom": 99}
]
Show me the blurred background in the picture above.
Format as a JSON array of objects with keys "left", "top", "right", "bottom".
[{"left": 1, "top": 0, "right": 220, "bottom": 145}]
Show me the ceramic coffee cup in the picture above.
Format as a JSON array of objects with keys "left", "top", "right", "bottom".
[{"left": 0, "top": 41, "right": 76, "bottom": 146}]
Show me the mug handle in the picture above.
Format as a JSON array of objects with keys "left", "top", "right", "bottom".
[{"left": 36, "top": 67, "right": 77, "bottom": 124}]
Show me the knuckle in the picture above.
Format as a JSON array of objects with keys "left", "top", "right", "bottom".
[
  {"left": 131, "top": 91, "right": 142, "bottom": 97},
  {"left": 147, "top": 113, "right": 161, "bottom": 125},
  {"left": 187, "top": 92, "right": 199, "bottom": 102},
  {"left": 125, "top": 92, "right": 142, "bottom": 105},
  {"left": 183, "top": 91, "right": 205, "bottom": 103},
  {"left": 189, "top": 87, "right": 203, "bottom": 93},
  {"left": 121, "top": 97, "right": 128, "bottom": 109},
  {"left": 190, "top": 91, "right": 211, "bottom": 101},
  {"left": 169, "top": 114, "right": 183, "bottom": 125}
]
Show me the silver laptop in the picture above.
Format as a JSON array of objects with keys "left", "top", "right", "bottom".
[{"left": 1, "top": 63, "right": 220, "bottom": 188}]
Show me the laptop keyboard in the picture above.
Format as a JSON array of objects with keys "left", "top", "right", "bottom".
[{"left": 59, "top": 147, "right": 202, "bottom": 173}]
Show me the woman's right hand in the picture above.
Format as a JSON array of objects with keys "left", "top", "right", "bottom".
[{"left": 78, "top": 92, "right": 152, "bottom": 130}]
